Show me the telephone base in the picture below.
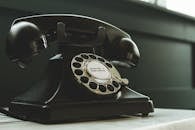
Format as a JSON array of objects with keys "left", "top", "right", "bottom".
[{"left": 9, "top": 97, "right": 153, "bottom": 123}]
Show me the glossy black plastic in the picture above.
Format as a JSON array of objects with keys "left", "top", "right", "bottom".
[{"left": 6, "top": 14, "right": 153, "bottom": 123}]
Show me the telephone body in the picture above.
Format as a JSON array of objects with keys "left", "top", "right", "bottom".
[{"left": 4, "top": 14, "right": 153, "bottom": 123}]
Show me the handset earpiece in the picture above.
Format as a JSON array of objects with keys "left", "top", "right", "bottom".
[
  {"left": 107, "top": 37, "right": 140, "bottom": 68},
  {"left": 118, "top": 37, "right": 140, "bottom": 67},
  {"left": 6, "top": 21, "right": 47, "bottom": 68}
]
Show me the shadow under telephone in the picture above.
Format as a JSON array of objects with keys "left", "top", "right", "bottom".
[{"left": 0, "top": 14, "right": 153, "bottom": 123}]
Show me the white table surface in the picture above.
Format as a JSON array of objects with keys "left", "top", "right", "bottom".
[{"left": 0, "top": 108, "right": 195, "bottom": 130}]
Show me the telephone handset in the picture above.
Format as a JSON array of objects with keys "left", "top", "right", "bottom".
[{"left": 2, "top": 14, "right": 153, "bottom": 123}]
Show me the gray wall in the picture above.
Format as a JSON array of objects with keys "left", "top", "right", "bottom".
[{"left": 0, "top": 0, "right": 195, "bottom": 109}]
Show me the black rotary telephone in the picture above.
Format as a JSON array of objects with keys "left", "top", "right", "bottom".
[{"left": 2, "top": 14, "right": 153, "bottom": 123}]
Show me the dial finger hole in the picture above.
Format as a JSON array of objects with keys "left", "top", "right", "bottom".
[
  {"left": 81, "top": 54, "right": 89, "bottom": 59},
  {"left": 107, "top": 84, "right": 114, "bottom": 91},
  {"left": 74, "top": 69, "right": 83, "bottom": 75},
  {"left": 80, "top": 76, "right": 89, "bottom": 84},
  {"left": 106, "top": 63, "right": 112, "bottom": 68},
  {"left": 112, "top": 81, "right": 119, "bottom": 88},
  {"left": 98, "top": 57, "right": 105, "bottom": 62},
  {"left": 89, "top": 82, "right": 97, "bottom": 89},
  {"left": 99, "top": 85, "right": 106, "bottom": 92},
  {"left": 89, "top": 54, "right": 96, "bottom": 59},
  {"left": 73, "top": 62, "right": 81, "bottom": 68},
  {"left": 75, "top": 57, "right": 83, "bottom": 62}
]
